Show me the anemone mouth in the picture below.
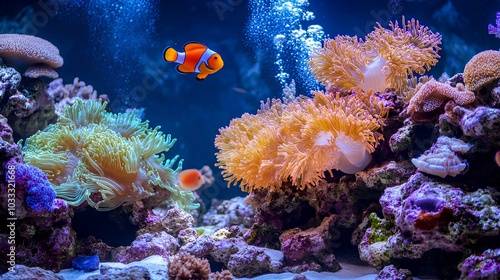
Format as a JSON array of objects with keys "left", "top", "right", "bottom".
[
  {"left": 357, "top": 56, "right": 389, "bottom": 93},
  {"left": 334, "top": 132, "right": 372, "bottom": 174}
]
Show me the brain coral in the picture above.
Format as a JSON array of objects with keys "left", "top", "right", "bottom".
[
  {"left": 215, "top": 91, "right": 388, "bottom": 192},
  {"left": 463, "top": 50, "right": 500, "bottom": 91},
  {"left": 309, "top": 17, "right": 441, "bottom": 93},
  {"left": 22, "top": 99, "right": 197, "bottom": 211}
]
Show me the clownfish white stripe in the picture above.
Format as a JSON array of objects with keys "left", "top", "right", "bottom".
[
  {"left": 174, "top": 52, "right": 185, "bottom": 65},
  {"left": 195, "top": 48, "right": 216, "bottom": 73}
]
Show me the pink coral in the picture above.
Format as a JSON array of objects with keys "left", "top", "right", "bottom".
[{"left": 0, "top": 34, "right": 63, "bottom": 79}]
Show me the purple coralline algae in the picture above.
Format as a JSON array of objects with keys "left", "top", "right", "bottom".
[
  {"left": 376, "top": 264, "right": 413, "bottom": 280},
  {"left": 8, "top": 163, "right": 56, "bottom": 212},
  {"left": 488, "top": 11, "right": 500, "bottom": 38},
  {"left": 90, "top": 265, "right": 151, "bottom": 280},
  {"left": 0, "top": 63, "right": 21, "bottom": 100},
  {"left": 202, "top": 196, "right": 255, "bottom": 235},
  {"left": 0, "top": 198, "right": 77, "bottom": 272},
  {"left": 354, "top": 161, "right": 416, "bottom": 191},
  {"left": 181, "top": 226, "right": 284, "bottom": 277},
  {"left": 133, "top": 204, "right": 196, "bottom": 237},
  {"left": 456, "top": 106, "right": 500, "bottom": 144},
  {"left": 279, "top": 215, "right": 341, "bottom": 272},
  {"left": 459, "top": 248, "right": 500, "bottom": 280},
  {"left": 115, "top": 232, "right": 179, "bottom": 264},
  {"left": 0, "top": 118, "right": 77, "bottom": 272},
  {"left": 0, "top": 61, "right": 57, "bottom": 139},
  {"left": 0, "top": 264, "right": 63, "bottom": 280},
  {"left": 359, "top": 173, "right": 500, "bottom": 268}
]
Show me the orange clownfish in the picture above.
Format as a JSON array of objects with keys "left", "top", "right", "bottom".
[
  {"left": 163, "top": 42, "right": 224, "bottom": 80},
  {"left": 177, "top": 168, "right": 205, "bottom": 191}
]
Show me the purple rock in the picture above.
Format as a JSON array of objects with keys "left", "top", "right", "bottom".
[
  {"left": 376, "top": 264, "right": 413, "bottom": 280},
  {"left": 459, "top": 248, "right": 500, "bottom": 280},
  {"left": 360, "top": 173, "right": 500, "bottom": 268},
  {"left": 279, "top": 215, "right": 337, "bottom": 262},
  {"left": 457, "top": 106, "right": 500, "bottom": 145},
  {"left": 115, "top": 232, "right": 179, "bottom": 264}
]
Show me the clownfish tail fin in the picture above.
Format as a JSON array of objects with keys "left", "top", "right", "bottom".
[{"left": 163, "top": 47, "right": 177, "bottom": 62}]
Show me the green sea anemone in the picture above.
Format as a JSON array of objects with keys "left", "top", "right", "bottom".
[{"left": 22, "top": 99, "right": 198, "bottom": 211}]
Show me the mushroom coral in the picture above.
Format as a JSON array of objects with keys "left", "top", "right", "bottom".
[
  {"left": 309, "top": 17, "right": 441, "bottom": 93},
  {"left": 21, "top": 99, "right": 198, "bottom": 211},
  {"left": 215, "top": 90, "right": 388, "bottom": 193}
]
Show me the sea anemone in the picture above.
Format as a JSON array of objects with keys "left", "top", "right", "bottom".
[
  {"left": 215, "top": 91, "right": 388, "bottom": 193},
  {"left": 309, "top": 17, "right": 441, "bottom": 93},
  {"left": 22, "top": 99, "right": 197, "bottom": 211}
]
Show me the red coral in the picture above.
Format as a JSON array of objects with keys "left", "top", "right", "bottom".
[{"left": 414, "top": 206, "right": 453, "bottom": 230}]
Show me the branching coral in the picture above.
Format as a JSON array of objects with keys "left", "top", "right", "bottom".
[
  {"left": 46, "top": 77, "right": 109, "bottom": 116},
  {"left": 22, "top": 99, "right": 197, "bottom": 211},
  {"left": 215, "top": 91, "right": 388, "bottom": 192},
  {"left": 168, "top": 252, "right": 211, "bottom": 280},
  {"left": 309, "top": 17, "right": 441, "bottom": 93}
]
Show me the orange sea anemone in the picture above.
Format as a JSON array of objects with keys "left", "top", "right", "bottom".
[
  {"left": 215, "top": 91, "right": 388, "bottom": 193},
  {"left": 309, "top": 17, "right": 442, "bottom": 93}
]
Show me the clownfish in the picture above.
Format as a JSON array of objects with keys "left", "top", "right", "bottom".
[
  {"left": 176, "top": 168, "right": 205, "bottom": 191},
  {"left": 163, "top": 42, "right": 224, "bottom": 80}
]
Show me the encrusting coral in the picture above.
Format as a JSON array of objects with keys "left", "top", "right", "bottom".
[
  {"left": 406, "top": 79, "right": 475, "bottom": 120},
  {"left": 215, "top": 90, "right": 388, "bottom": 192},
  {"left": 21, "top": 99, "right": 198, "bottom": 211},
  {"left": 309, "top": 17, "right": 441, "bottom": 93}
]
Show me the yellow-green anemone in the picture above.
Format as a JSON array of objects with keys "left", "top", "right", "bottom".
[{"left": 22, "top": 99, "right": 198, "bottom": 211}]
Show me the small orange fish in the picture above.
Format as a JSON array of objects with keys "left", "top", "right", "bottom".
[
  {"left": 177, "top": 169, "right": 205, "bottom": 191},
  {"left": 495, "top": 151, "right": 500, "bottom": 166},
  {"left": 163, "top": 42, "right": 224, "bottom": 80}
]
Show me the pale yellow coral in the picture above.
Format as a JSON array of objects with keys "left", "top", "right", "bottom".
[
  {"left": 463, "top": 50, "right": 500, "bottom": 91},
  {"left": 215, "top": 91, "right": 388, "bottom": 192},
  {"left": 406, "top": 79, "right": 475, "bottom": 117},
  {"left": 309, "top": 17, "right": 441, "bottom": 93},
  {"left": 22, "top": 99, "right": 197, "bottom": 211}
]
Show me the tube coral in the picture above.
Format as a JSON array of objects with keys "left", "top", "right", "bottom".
[
  {"left": 215, "top": 91, "right": 388, "bottom": 193},
  {"left": 309, "top": 17, "right": 441, "bottom": 93},
  {"left": 22, "top": 99, "right": 197, "bottom": 211}
]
